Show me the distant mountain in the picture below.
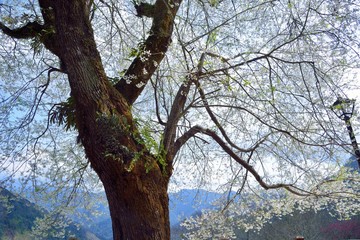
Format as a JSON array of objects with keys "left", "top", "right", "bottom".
[
  {"left": 345, "top": 155, "right": 360, "bottom": 170},
  {"left": 0, "top": 187, "right": 102, "bottom": 240},
  {"left": 169, "top": 189, "right": 222, "bottom": 226},
  {"left": 0, "top": 186, "right": 223, "bottom": 240}
]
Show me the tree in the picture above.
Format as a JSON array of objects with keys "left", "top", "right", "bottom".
[{"left": 0, "top": 0, "right": 359, "bottom": 239}]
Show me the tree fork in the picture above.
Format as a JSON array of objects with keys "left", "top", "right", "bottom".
[
  {"left": 1, "top": 0, "right": 182, "bottom": 239},
  {"left": 44, "top": 1, "right": 173, "bottom": 239}
]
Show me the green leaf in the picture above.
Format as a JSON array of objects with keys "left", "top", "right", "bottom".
[
  {"left": 129, "top": 48, "right": 139, "bottom": 58},
  {"left": 207, "top": 30, "right": 218, "bottom": 45},
  {"left": 243, "top": 79, "right": 251, "bottom": 86},
  {"left": 209, "top": 0, "right": 219, "bottom": 7}
]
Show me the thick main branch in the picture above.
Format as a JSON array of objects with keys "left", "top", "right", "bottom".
[
  {"left": 114, "top": 0, "right": 182, "bottom": 105},
  {"left": 0, "top": 21, "right": 43, "bottom": 39}
]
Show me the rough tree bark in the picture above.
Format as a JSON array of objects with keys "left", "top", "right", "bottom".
[{"left": 1, "top": 0, "right": 182, "bottom": 239}]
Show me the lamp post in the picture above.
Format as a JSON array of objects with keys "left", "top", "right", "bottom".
[{"left": 331, "top": 97, "right": 360, "bottom": 168}]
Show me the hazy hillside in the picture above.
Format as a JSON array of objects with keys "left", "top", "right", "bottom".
[
  {"left": 0, "top": 187, "right": 221, "bottom": 240},
  {"left": 2, "top": 186, "right": 359, "bottom": 240},
  {"left": 0, "top": 187, "right": 43, "bottom": 239},
  {"left": 83, "top": 189, "right": 223, "bottom": 240},
  {"left": 169, "top": 189, "right": 222, "bottom": 226},
  {"left": 0, "top": 187, "right": 102, "bottom": 240}
]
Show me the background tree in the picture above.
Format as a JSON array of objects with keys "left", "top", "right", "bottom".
[{"left": 0, "top": 0, "right": 359, "bottom": 239}]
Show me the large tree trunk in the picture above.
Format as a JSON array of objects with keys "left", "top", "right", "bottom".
[
  {"left": 49, "top": 1, "right": 172, "bottom": 239},
  {"left": 99, "top": 160, "right": 170, "bottom": 239}
]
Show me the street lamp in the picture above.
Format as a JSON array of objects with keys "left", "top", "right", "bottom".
[{"left": 331, "top": 97, "right": 360, "bottom": 168}]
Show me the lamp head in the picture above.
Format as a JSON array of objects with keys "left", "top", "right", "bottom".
[{"left": 331, "top": 97, "right": 355, "bottom": 121}]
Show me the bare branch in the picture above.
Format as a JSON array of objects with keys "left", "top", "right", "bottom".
[
  {"left": 163, "top": 52, "right": 207, "bottom": 168},
  {"left": 150, "top": 75, "right": 166, "bottom": 125},
  {"left": 134, "top": 2, "right": 155, "bottom": 18},
  {"left": 196, "top": 80, "right": 259, "bottom": 152},
  {"left": 174, "top": 125, "right": 312, "bottom": 196}
]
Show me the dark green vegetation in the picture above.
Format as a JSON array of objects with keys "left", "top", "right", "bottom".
[
  {"left": 0, "top": 187, "right": 43, "bottom": 239},
  {"left": 0, "top": 187, "right": 100, "bottom": 240},
  {"left": 245, "top": 210, "right": 360, "bottom": 240}
]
